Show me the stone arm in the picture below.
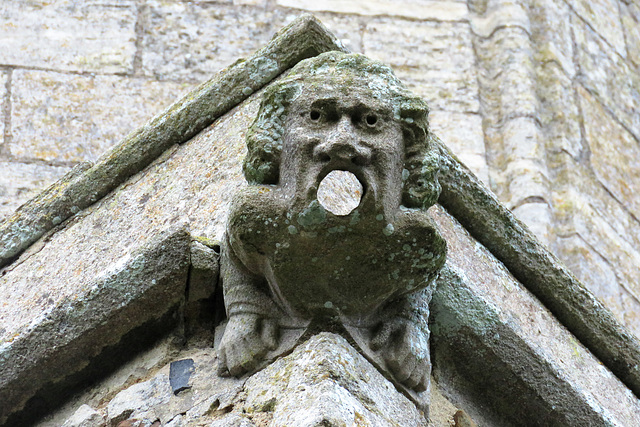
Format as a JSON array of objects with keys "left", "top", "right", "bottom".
[
  {"left": 217, "top": 234, "right": 280, "bottom": 377},
  {"left": 370, "top": 284, "right": 434, "bottom": 392}
]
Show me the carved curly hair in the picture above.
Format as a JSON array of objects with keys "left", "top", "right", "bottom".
[{"left": 243, "top": 52, "right": 441, "bottom": 209}]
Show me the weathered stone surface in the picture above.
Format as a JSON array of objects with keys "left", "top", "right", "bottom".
[
  {"left": 0, "top": 225, "right": 191, "bottom": 424},
  {"left": 363, "top": 19, "right": 479, "bottom": 113},
  {"left": 107, "top": 375, "right": 173, "bottom": 426},
  {"left": 55, "top": 336, "right": 472, "bottom": 426},
  {"left": 435, "top": 140, "right": 640, "bottom": 397},
  {"left": 0, "top": 0, "right": 137, "bottom": 74},
  {"left": 469, "top": 0, "right": 530, "bottom": 38},
  {"left": 578, "top": 86, "right": 640, "bottom": 220},
  {"left": 61, "top": 404, "right": 104, "bottom": 427},
  {"left": 620, "top": 2, "right": 640, "bottom": 67},
  {"left": 0, "top": 69, "right": 6, "bottom": 141},
  {"left": 431, "top": 205, "right": 640, "bottom": 426},
  {"left": 485, "top": 117, "right": 548, "bottom": 207},
  {"left": 188, "top": 239, "right": 220, "bottom": 302},
  {"left": 0, "top": 161, "right": 71, "bottom": 222},
  {"left": 277, "top": 0, "right": 468, "bottom": 21},
  {"left": 573, "top": 15, "right": 640, "bottom": 140},
  {"left": 569, "top": 0, "right": 626, "bottom": 57},
  {"left": 535, "top": 62, "right": 583, "bottom": 160},
  {"left": 141, "top": 3, "right": 284, "bottom": 82},
  {"left": 244, "top": 333, "right": 428, "bottom": 426},
  {"left": 429, "top": 111, "right": 488, "bottom": 185},
  {"left": 299, "top": 12, "right": 364, "bottom": 54},
  {"left": 555, "top": 234, "right": 627, "bottom": 326},
  {"left": 551, "top": 154, "right": 640, "bottom": 340},
  {"left": 0, "top": 14, "right": 345, "bottom": 268},
  {"left": 530, "top": 0, "right": 576, "bottom": 77},
  {"left": 474, "top": 26, "right": 538, "bottom": 126},
  {"left": 9, "top": 70, "right": 194, "bottom": 163}
]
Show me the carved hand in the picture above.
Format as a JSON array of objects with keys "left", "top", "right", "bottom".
[
  {"left": 217, "top": 313, "right": 278, "bottom": 377},
  {"left": 370, "top": 317, "right": 431, "bottom": 392}
]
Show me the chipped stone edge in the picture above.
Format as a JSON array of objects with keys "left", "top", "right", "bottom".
[
  {"left": 0, "top": 14, "right": 347, "bottom": 268},
  {"left": 0, "top": 225, "right": 191, "bottom": 424},
  {"left": 435, "top": 139, "right": 640, "bottom": 398}
]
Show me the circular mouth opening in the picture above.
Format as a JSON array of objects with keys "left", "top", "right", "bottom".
[{"left": 317, "top": 170, "right": 363, "bottom": 216}]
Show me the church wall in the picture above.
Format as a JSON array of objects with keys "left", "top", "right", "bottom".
[{"left": 0, "top": 0, "right": 638, "bottom": 343}]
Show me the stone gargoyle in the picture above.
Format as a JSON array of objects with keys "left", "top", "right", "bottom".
[{"left": 217, "top": 52, "right": 446, "bottom": 396}]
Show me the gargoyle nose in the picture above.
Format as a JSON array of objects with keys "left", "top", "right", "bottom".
[{"left": 313, "top": 121, "right": 372, "bottom": 166}]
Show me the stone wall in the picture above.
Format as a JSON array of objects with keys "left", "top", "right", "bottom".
[{"left": 1, "top": 0, "right": 638, "bottom": 337}]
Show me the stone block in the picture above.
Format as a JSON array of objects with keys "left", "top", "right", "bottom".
[
  {"left": 469, "top": 0, "right": 530, "bottom": 38},
  {"left": 621, "top": 288, "right": 640, "bottom": 343},
  {"left": 9, "top": 70, "right": 194, "bottom": 163},
  {"left": 0, "top": 161, "right": 71, "bottom": 222},
  {"left": 0, "top": 0, "right": 136, "bottom": 74},
  {"left": 578, "top": 86, "right": 640, "bottom": 220},
  {"left": 0, "top": 93, "right": 261, "bottom": 420},
  {"left": 569, "top": 0, "right": 626, "bottom": 57},
  {"left": 484, "top": 117, "right": 549, "bottom": 209},
  {"left": 141, "top": 2, "right": 285, "bottom": 82},
  {"left": 363, "top": 19, "right": 479, "bottom": 113},
  {"left": 620, "top": 2, "right": 640, "bottom": 67},
  {"left": 430, "top": 111, "right": 488, "bottom": 185},
  {"left": 555, "top": 234, "right": 626, "bottom": 330},
  {"left": 276, "top": 0, "right": 468, "bottom": 21},
  {"left": 551, "top": 159, "right": 640, "bottom": 340},
  {"left": 474, "top": 27, "right": 538, "bottom": 126},
  {"left": 244, "top": 333, "right": 428, "bottom": 426},
  {"left": 536, "top": 62, "right": 583, "bottom": 159},
  {"left": 62, "top": 404, "right": 105, "bottom": 427},
  {"left": 573, "top": 15, "right": 640, "bottom": 140},
  {"left": 529, "top": 0, "right": 575, "bottom": 77},
  {"left": 512, "top": 202, "right": 551, "bottom": 246},
  {"left": 0, "top": 69, "right": 6, "bottom": 139}
]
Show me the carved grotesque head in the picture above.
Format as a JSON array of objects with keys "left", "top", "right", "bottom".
[
  {"left": 220, "top": 53, "right": 446, "bottom": 400},
  {"left": 243, "top": 52, "right": 441, "bottom": 213}
]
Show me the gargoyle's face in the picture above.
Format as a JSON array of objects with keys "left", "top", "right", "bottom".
[{"left": 279, "top": 86, "right": 405, "bottom": 217}]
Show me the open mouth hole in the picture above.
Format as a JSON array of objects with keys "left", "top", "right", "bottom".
[{"left": 317, "top": 170, "right": 363, "bottom": 216}]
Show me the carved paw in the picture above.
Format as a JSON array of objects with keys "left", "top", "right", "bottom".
[
  {"left": 217, "top": 313, "right": 278, "bottom": 377},
  {"left": 370, "top": 318, "right": 431, "bottom": 392}
]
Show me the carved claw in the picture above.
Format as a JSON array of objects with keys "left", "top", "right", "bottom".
[
  {"left": 217, "top": 313, "right": 278, "bottom": 377},
  {"left": 371, "top": 317, "right": 430, "bottom": 392}
]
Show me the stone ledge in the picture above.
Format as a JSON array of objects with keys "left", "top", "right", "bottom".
[
  {"left": 430, "top": 205, "right": 640, "bottom": 425},
  {"left": 0, "top": 225, "right": 191, "bottom": 425},
  {"left": 436, "top": 139, "right": 640, "bottom": 398}
]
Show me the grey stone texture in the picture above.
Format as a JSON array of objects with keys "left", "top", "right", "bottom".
[
  {"left": 0, "top": 161, "right": 71, "bottom": 220},
  {"left": 363, "top": 18, "right": 479, "bottom": 114},
  {"left": 140, "top": 2, "right": 286, "bottom": 82},
  {"left": 0, "top": 0, "right": 137, "bottom": 74},
  {"left": 9, "top": 70, "right": 194, "bottom": 163}
]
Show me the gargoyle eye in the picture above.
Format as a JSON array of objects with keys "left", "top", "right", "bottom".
[
  {"left": 365, "top": 114, "right": 378, "bottom": 126},
  {"left": 309, "top": 110, "right": 321, "bottom": 121}
]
